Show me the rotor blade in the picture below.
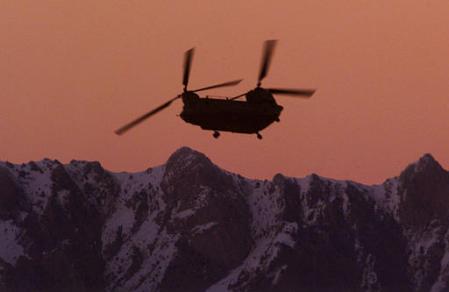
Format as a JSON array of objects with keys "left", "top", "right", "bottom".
[
  {"left": 229, "top": 92, "right": 247, "bottom": 100},
  {"left": 268, "top": 88, "right": 316, "bottom": 97},
  {"left": 258, "top": 40, "right": 277, "bottom": 86},
  {"left": 115, "top": 96, "right": 180, "bottom": 135},
  {"left": 183, "top": 48, "right": 195, "bottom": 89},
  {"left": 191, "top": 79, "right": 243, "bottom": 93}
]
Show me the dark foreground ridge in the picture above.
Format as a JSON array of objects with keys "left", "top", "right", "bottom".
[{"left": 0, "top": 148, "right": 448, "bottom": 291}]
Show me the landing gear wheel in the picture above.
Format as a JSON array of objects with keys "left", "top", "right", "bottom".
[
  {"left": 213, "top": 131, "right": 220, "bottom": 139},
  {"left": 256, "top": 133, "right": 263, "bottom": 140}
]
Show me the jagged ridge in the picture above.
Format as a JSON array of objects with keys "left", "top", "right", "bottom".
[{"left": 0, "top": 147, "right": 448, "bottom": 291}]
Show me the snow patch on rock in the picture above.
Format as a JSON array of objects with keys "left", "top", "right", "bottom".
[{"left": 0, "top": 220, "right": 24, "bottom": 265}]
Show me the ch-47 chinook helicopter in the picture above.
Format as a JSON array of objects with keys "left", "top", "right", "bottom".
[{"left": 115, "top": 40, "right": 316, "bottom": 139}]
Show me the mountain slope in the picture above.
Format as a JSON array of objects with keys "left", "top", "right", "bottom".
[{"left": 0, "top": 148, "right": 448, "bottom": 291}]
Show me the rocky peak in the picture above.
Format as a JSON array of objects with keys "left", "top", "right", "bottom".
[
  {"left": 69, "top": 160, "right": 105, "bottom": 175},
  {"left": 397, "top": 154, "right": 444, "bottom": 187},
  {"left": 165, "top": 147, "right": 213, "bottom": 174},
  {"left": 398, "top": 154, "right": 449, "bottom": 226},
  {"left": 162, "top": 147, "right": 234, "bottom": 197},
  {"left": 413, "top": 153, "right": 444, "bottom": 175},
  {"left": 36, "top": 158, "right": 62, "bottom": 170},
  {"left": 161, "top": 147, "right": 241, "bottom": 226}
]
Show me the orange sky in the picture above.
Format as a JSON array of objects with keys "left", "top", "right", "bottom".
[{"left": 1, "top": 0, "right": 449, "bottom": 184}]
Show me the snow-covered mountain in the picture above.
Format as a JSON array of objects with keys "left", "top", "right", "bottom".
[{"left": 1, "top": 147, "right": 448, "bottom": 291}]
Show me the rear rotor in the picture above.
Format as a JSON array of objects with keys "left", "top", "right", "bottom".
[{"left": 232, "top": 40, "right": 316, "bottom": 100}]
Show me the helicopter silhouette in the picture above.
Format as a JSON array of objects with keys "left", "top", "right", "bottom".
[{"left": 115, "top": 40, "right": 316, "bottom": 139}]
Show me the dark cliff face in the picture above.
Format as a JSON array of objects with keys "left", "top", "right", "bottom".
[
  {"left": 244, "top": 175, "right": 411, "bottom": 292},
  {"left": 0, "top": 167, "right": 23, "bottom": 220},
  {"left": 159, "top": 148, "right": 253, "bottom": 292},
  {"left": 0, "top": 149, "right": 448, "bottom": 292},
  {"left": 1, "top": 160, "right": 115, "bottom": 292},
  {"left": 396, "top": 154, "right": 449, "bottom": 292},
  {"left": 398, "top": 154, "right": 449, "bottom": 226}
]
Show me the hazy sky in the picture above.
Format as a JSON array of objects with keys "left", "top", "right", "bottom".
[{"left": 1, "top": 0, "right": 449, "bottom": 184}]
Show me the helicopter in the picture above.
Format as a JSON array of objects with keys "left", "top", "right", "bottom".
[{"left": 115, "top": 40, "right": 316, "bottom": 139}]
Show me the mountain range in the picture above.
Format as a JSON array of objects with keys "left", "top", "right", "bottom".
[{"left": 0, "top": 147, "right": 448, "bottom": 291}]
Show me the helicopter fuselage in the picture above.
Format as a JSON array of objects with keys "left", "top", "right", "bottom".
[{"left": 179, "top": 89, "right": 283, "bottom": 134}]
